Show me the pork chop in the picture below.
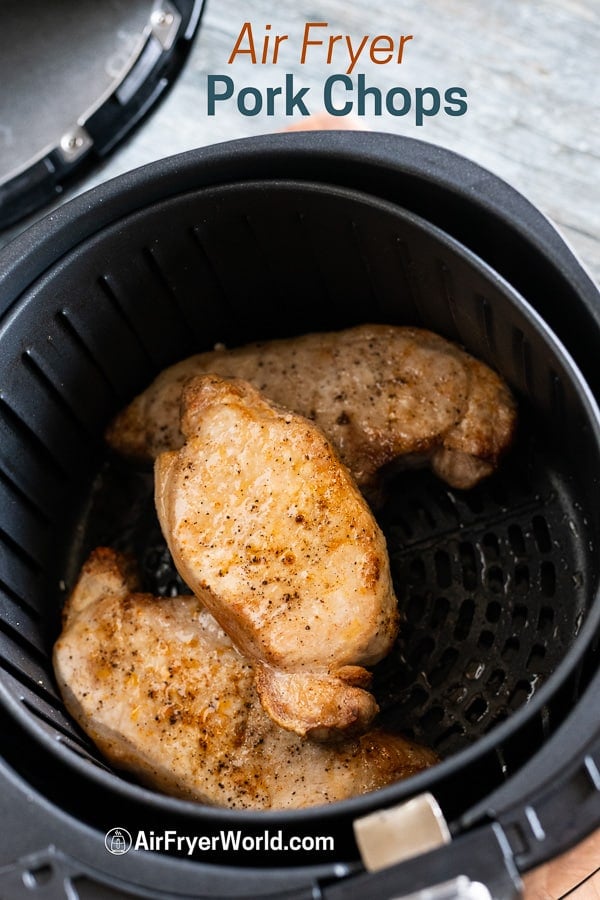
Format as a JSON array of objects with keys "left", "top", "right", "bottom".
[
  {"left": 154, "top": 374, "right": 399, "bottom": 741},
  {"left": 53, "top": 548, "right": 436, "bottom": 809},
  {"left": 106, "top": 324, "right": 517, "bottom": 492}
]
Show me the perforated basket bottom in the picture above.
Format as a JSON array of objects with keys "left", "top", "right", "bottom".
[
  {"left": 73, "top": 413, "right": 590, "bottom": 767},
  {"left": 374, "top": 422, "right": 588, "bottom": 757}
]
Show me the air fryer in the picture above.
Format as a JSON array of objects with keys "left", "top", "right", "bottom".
[
  {"left": 0, "top": 0, "right": 206, "bottom": 230},
  {"left": 0, "top": 131, "right": 599, "bottom": 900}
]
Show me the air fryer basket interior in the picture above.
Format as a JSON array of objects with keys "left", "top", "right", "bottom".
[{"left": 1, "top": 178, "right": 600, "bottom": 863}]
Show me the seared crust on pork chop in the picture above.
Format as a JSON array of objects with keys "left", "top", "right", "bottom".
[
  {"left": 107, "top": 324, "right": 516, "bottom": 492},
  {"left": 53, "top": 549, "right": 436, "bottom": 809},
  {"left": 154, "top": 375, "right": 399, "bottom": 741}
]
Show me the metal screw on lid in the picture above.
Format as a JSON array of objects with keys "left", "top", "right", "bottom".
[
  {"left": 150, "top": 1, "right": 181, "bottom": 50},
  {"left": 58, "top": 125, "right": 93, "bottom": 163}
]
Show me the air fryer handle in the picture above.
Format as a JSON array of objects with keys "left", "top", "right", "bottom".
[
  {"left": 320, "top": 821, "right": 523, "bottom": 900},
  {"left": 321, "top": 686, "right": 600, "bottom": 899},
  {"left": 494, "top": 729, "right": 600, "bottom": 876},
  {"left": 2, "top": 743, "right": 598, "bottom": 900},
  {"left": 320, "top": 723, "right": 600, "bottom": 900},
  {"left": 455, "top": 664, "right": 600, "bottom": 878}
]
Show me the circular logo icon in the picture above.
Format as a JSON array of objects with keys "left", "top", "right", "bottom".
[{"left": 105, "top": 827, "right": 133, "bottom": 855}]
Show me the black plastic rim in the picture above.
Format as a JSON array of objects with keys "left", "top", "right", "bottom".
[
  {"left": 1, "top": 179, "right": 599, "bottom": 833},
  {"left": 0, "top": 134, "right": 599, "bottom": 897},
  {"left": 0, "top": 0, "right": 206, "bottom": 230}
]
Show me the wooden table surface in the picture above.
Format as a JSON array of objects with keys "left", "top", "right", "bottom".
[
  {"left": 523, "top": 829, "right": 600, "bottom": 899},
  {"left": 1, "top": 1, "right": 599, "bottom": 897}
]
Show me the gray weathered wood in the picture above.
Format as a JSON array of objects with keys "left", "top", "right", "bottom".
[{"left": 3, "top": 0, "right": 600, "bottom": 285}]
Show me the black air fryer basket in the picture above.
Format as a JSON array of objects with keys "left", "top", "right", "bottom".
[{"left": 1, "top": 132, "right": 600, "bottom": 900}]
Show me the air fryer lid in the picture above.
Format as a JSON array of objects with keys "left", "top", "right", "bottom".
[
  {"left": 0, "top": 139, "right": 599, "bottom": 898},
  {"left": 0, "top": 0, "right": 205, "bottom": 230}
]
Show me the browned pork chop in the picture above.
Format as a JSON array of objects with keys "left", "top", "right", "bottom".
[
  {"left": 53, "top": 548, "right": 436, "bottom": 809},
  {"left": 106, "top": 324, "right": 517, "bottom": 492},
  {"left": 154, "top": 375, "right": 399, "bottom": 741}
]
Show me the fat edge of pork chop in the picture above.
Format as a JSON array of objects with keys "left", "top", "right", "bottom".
[
  {"left": 106, "top": 323, "right": 517, "bottom": 493},
  {"left": 53, "top": 548, "right": 437, "bottom": 810},
  {"left": 154, "top": 374, "right": 399, "bottom": 742}
]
